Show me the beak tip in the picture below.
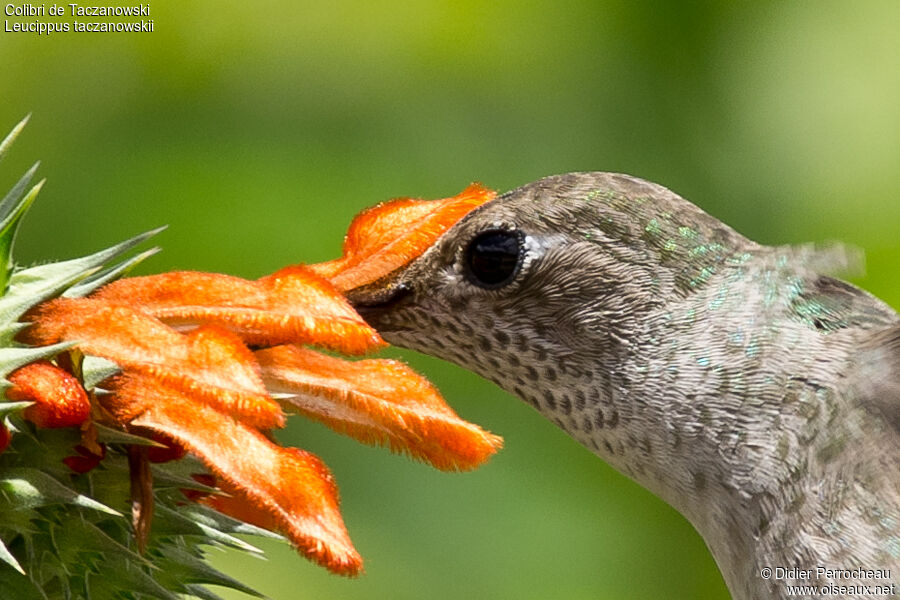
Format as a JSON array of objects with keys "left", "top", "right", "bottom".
[{"left": 346, "top": 281, "right": 412, "bottom": 327}]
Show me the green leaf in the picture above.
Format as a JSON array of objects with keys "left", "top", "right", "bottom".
[
  {"left": 0, "top": 341, "right": 75, "bottom": 382},
  {"left": 153, "top": 505, "right": 266, "bottom": 555},
  {"left": 80, "top": 356, "right": 120, "bottom": 389},
  {"left": 0, "top": 537, "right": 24, "bottom": 575},
  {"left": 181, "top": 504, "right": 283, "bottom": 541},
  {"left": 53, "top": 517, "right": 153, "bottom": 569},
  {"left": 154, "top": 546, "right": 265, "bottom": 598},
  {"left": 64, "top": 246, "right": 161, "bottom": 298},
  {"left": 0, "top": 468, "right": 120, "bottom": 515},
  {"left": 0, "top": 402, "right": 32, "bottom": 418},
  {"left": 0, "top": 165, "right": 39, "bottom": 224},
  {"left": 150, "top": 457, "right": 220, "bottom": 492},
  {"left": 92, "top": 422, "right": 164, "bottom": 447},
  {"left": 83, "top": 551, "right": 180, "bottom": 600},
  {"left": 184, "top": 583, "right": 228, "bottom": 600},
  {"left": 0, "top": 168, "right": 41, "bottom": 293},
  {"left": 0, "top": 561, "right": 45, "bottom": 600},
  {"left": 149, "top": 470, "right": 219, "bottom": 495},
  {"left": 0, "top": 225, "right": 165, "bottom": 327},
  {"left": 0, "top": 115, "right": 30, "bottom": 164}
]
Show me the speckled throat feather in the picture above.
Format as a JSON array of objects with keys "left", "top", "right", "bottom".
[{"left": 348, "top": 172, "right": 900, "bottom": 600}]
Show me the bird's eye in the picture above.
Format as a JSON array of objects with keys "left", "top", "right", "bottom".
[{"left": 463, "top": 229, "right": 524, "bottom": 289}]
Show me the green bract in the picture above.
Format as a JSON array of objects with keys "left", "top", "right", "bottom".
[{"left": 0, "top": 116, "right": 276, "bottom": 600}]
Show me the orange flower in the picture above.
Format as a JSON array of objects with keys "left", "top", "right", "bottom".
[
  {"left": 113, "top": 372, "right": 362, "bottom": 574},
  {"left": 257, "top": 344, "right": 502, "bottom": 471},
  {"left": 90, "top": 266, "right": 383, "bottom": 354},
  {"left": 10, "top": 184, "right": 498, "bottom": 575},
  {"left": 7, "top": 360, "right": 91, "bottom": 428},
  {"left": 310, "top": 183, "right": 495, "bottom": 290},
  {"left": 25, "top": 301, "right": 284, "bottom": 430}
]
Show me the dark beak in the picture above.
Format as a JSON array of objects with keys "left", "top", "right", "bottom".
[{"left": 344, "top": 278, "right": 413, "bottom": 327}]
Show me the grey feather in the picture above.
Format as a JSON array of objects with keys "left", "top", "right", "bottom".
[
  {"left": 348, "top": 172, "right": 900, "bottom": 599},
  {"left": 855, "top": 324, "right": 900, "bottom": 436}
]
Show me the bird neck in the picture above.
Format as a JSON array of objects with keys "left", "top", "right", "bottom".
[{"left": 497, "top": 267, "right": 900, "bottom": 599}]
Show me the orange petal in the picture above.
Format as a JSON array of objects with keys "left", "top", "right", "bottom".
[
  {"left": 257, "top": 345, "right": 503, "bottom": 471},
  {"left": 310, "top": 183, "right": 494, "bottom": 290},
  {"left": 90, "top": 268, "right": 383, "bottom": 354},
  {"left": 21, "top": 299, "right": 283, "bottom": 430},
  {"left": 198, "top": 477, "right": 281, "bottom": 532},
  {"left": 6, "top": 360, "right": 91, "bottom": 428},
  {"left": 111, "top": 373, "right": 362, "bottom": 575}
]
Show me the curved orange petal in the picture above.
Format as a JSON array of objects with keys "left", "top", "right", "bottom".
[
  {"left": 21, "top": 299, "right": 283, "bottom": 430},
  {"left": 310, "top": 183, "right": 494, "bottom": 290},
  {"left": 90, "top": 268, "right": 383, "bottom": 355},
  {"left": 110, "top": 373, "right": 362, "bottom": 575},
  {"left": 6, "top": 360, "right": 91, "bottom": 428},
  {"left": 257, "top": 345, "right": 503, "bottom": 471},
  {"left": 197, "top": 477, "right": 280, "bottom": 532}
]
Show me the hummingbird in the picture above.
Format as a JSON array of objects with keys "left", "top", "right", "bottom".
[{"left": 345, "top": 172, "right": 900, "bottom": 600}]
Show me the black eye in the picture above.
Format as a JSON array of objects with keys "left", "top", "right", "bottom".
[{"left": 464, "top": 229, "right": 524, "bottom": 289}]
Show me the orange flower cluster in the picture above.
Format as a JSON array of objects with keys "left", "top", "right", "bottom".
[{"left": 5, "top": 184, "right": 499, "bottom": 575}]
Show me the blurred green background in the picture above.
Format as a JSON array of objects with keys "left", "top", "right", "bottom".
[{"left": 2, "top": 2, "right": 898, "bottom": 599}]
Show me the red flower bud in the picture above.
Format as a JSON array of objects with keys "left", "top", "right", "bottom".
[{"left": 7, "top": 360, "right": 90, "bottom": 429}]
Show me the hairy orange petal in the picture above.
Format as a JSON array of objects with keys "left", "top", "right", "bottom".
[
  {"left": 198, "top": 478, "right": 280, "bottom": 531},
  {"left": 110, "top": 374, "right": 361, "bottom": 575},
  {"left": 90, "top": 268, "right": 383, "bottom": 354},
  {"left": 310, "top": 183, "right": 495, "bottom": 290},
  {"left": 6, "top": 360, "right": 91, "bottom": 428},
  {"left": 257, "top": 345, "right": 503, "bottom": 471},
  {"left": 21, "top": 299, "right": 283, "bottom": 429}
]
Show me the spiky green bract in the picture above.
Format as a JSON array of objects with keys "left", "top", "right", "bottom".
[
  {"left": 0, "top": 118, "right": 277, "bottom": 599},
  {"left": 0, "top": 114, "right": 36, "bottom": 294}
]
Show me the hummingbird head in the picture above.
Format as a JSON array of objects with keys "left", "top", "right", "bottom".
[{"left": 346, "top": 172, "right": 754, "bottom": 445}]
